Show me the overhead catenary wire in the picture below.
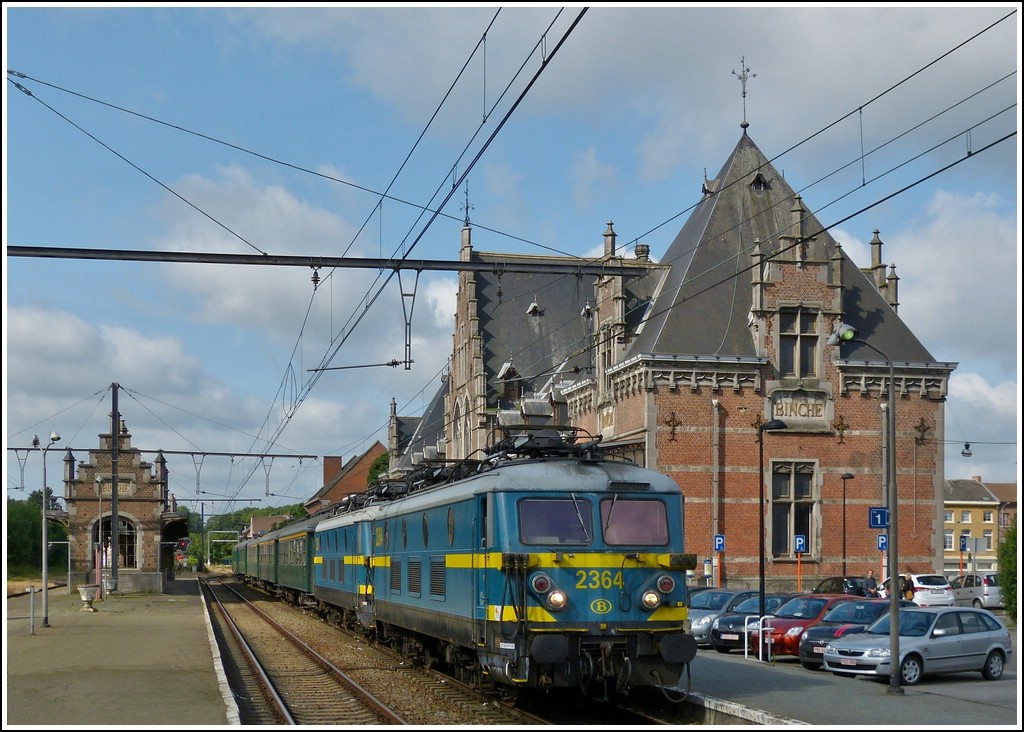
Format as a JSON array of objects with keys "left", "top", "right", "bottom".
[{"left": 5, "top": 10, "right": 1015, "bottom": 509}]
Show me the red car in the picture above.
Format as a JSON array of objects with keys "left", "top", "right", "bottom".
[{"left": 750, "top": 593, "right": 860, "bottom": 658}]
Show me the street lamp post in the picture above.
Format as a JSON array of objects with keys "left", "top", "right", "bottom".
[
  {"left": 829, "top": 323, "right": 903, "bottom": 695},
  {"left": 32, "top": 431, "right": 61, "bottom": 628},
  {"left": 758, "top": 417, "right": 787, "bottom": 634},
  {"left": 841, "top": 473, "right": 855, "bottom": 576}
]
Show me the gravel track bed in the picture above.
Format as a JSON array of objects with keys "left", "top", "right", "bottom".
[{"left": 224, "top": 579, "right": 532, "bottom": 725}]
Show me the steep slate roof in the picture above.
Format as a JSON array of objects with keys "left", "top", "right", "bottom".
[
  {"left": 394, "top": 381, "right": 448, "bottom": 471},
  {"left": 470, "top": 252, "right": 649, "bottom": 405},
  {"left": 944, "top": 478, "right": 1000, "bottom": 503},
  {"left": 628, "top": 132, "right": 937, "bottom": 365}
]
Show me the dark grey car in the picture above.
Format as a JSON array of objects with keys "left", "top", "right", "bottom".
[
  {"left": 812, "top": 576, "right": 869, "bottom": 596},
  {"left": 688, "top": 589, "right": 758, "bottom": 646}
]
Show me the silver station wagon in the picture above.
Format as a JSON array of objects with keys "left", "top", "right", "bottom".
[
  {"left": 822, "top": 606, "right": 1012, "bottom": 685},
  {"left": 950, "top": 572, "right": 1003, "bottom": 609}
]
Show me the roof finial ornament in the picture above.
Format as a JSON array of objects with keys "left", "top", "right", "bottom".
[
  {"left": 732, "top": 56, "right": 755, "bottom": 131},
  {"left": 460, "top": 181, "right": 474, "bottom": 227}
]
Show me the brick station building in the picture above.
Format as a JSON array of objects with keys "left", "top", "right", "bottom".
[{"left": 392, "top": 128, "right": 952, "bottom": 591}]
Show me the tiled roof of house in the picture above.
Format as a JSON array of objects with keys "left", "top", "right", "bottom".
[{"left": 945, "top": 478, "right": 1000, "bottom": 503}]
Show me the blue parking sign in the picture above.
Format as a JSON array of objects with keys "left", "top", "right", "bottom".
[
  {"left": 714, "top": 534, "right": 725, "bottom": 552},
  {"left": 959, "top": 535, "right": 968, "bottom": 552},
  {"left": 794, "top": 534, "right": 806, "bottom": 553},
  {"left": 878, "top": 534, "right": 887, "bottom": 552}
]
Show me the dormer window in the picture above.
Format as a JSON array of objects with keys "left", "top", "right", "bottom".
[
  {"left": 497, "top": 360, "right": 521, "bottom": 404},
  {"left": 751, "top": 172, "right": 771, "bottom": 191}
]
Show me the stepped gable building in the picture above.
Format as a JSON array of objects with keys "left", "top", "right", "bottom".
[
  {"left": 394, "top": 127, "right": 955, "bottom": 588},
  {"left": 59, "top": 418, "right": 188, "bottom": 593}
]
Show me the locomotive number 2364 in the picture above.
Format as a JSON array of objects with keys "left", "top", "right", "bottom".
[{"left": 575, "top": 569, "right": 624, "bottom": 590}]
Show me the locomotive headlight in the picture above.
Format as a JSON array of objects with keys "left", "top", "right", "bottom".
[
  {"left": 641, "top": 590, "right": 661, "bottom": 610},
  {"left": 547, "top": 589, "right": 568, "bottom": 611},
  {"left": 656, "top": 575, "right": 675, "bottom": 593},
  {"left": 530, "top": 573, "right": 552, "bottom": 594}
]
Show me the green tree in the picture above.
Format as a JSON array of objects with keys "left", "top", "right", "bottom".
[
  {"left": 5, "top": 496, "right": 68, "bottom": 572},
  {"left": 6, "top": 499, "right": 39, "bottom": 566},
  {"left": 997, "top": 517, "right": 1016, "bottom": 620},
  {"left": 368, "top": 450, "right": 390, "bottom": 486}
]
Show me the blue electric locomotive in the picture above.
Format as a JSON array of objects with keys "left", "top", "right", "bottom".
[{"left": 233, "top": 424, "right": 698, "bottom": 700}]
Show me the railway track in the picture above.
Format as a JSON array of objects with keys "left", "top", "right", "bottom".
[
  {"left": 205, "top": 577, "right": 547, "bottom": 725},
  {"left": 203, "top": 579, "right": 405, "bottom": 724}
]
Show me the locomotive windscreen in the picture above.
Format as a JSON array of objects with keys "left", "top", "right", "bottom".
[
  {"left": 518, "top": 498, "right": 593, "bottom": 545},
  {"left": 600, "top": 498, "right": 669, "bottom": 545}
]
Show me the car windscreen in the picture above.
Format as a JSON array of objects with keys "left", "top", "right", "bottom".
[
  {"left": 866, "top": 610, "right": 937, "bottom": 636},
  {"left": 984, "top": 574, "right": 1000, "bottom": 586},
  {"left": 916, "top": 575, "right": 949, "bottom": 587},
  {"left": 822, "top": 601, "right": 887, "bottom": 624},
  {"left": 775, "top": 597, "right": 828, "bottom": 619},
  {"left": 732, "top": 595, "right": 789, "bottom": 614},
  {"left": 731, "top": 596, "right": 762, "bottom": 613},
  {"left": 690, "top": 591, "right": 733, "bottom": 610}
]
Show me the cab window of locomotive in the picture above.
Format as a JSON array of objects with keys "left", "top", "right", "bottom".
[
  {"left": 519, "top": 498, "right": 593, "bottom": 545},
  {"left": 600, "top": 499, "right": 669, "bottom": 545}
]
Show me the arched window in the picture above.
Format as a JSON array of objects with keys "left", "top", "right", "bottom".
[{"left": 95, "top": 516, "right": 138, "bottom": 569}]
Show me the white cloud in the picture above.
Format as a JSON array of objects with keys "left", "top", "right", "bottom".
[
  {"left": 571, "top": 147, "right": 617, "bottom": 211},
  {"left": 893, "top": 190, "right": 1017, "bottom": 376}
]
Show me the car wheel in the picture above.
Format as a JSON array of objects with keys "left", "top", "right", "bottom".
[
  {"left": 714, "top": 645, "right": 731, "bottom": 654},
  {"left": 973, "top": 598, "right": 983, "bottom": 609},
  {"left": 982, "top": 650, "right": 1005, "bottom": 680},
  {"left": 899, "top": 654, "right": 923, "bottom": 686},
  {"left": 800, "top": 660, "right": 821, "bottom": 671}
]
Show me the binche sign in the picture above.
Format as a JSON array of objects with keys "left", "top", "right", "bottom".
[{"left": 770, "top": 389, "right": 828, "bottom": 427}]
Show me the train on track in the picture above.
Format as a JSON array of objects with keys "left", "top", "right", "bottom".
[{"left": 232, "top": 419, "right": 698, "bottom": 701}]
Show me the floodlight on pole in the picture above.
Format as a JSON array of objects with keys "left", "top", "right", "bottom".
[
  {"left": 32, "top": 431, "right": 61, "bottom": 628},
  {"left": 828, "top": 322, "right": 903, "bottom": 695}
]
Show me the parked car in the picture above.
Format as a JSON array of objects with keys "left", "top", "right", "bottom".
[
  {"left": 950, "top": 573, "right": 1003, "bottom": 609},
  {"left": 822, "top": 606, "right": 1012, "bottom": 685},
  {"left": 688, "top": 589, "right": 759, "bottom": 646},
  {"left": 687, "top": 584, "right": 715, "bottom": 600},
  {"left": 798, "top": 597, "right": 916, "bottom": 669},
  {"left": 749, "top": 593, "right": 860, "bottom": 658},
  {"left": 878, "top": 573, "right": 954, "bottom": 607},
  {"left": 811, "top": 576, "right": 869, "bottom": 596},
  {"left": 710, "top": 593, "right": 799, "bottom": 653}
]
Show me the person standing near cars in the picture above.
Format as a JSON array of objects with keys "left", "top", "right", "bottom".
[
  {"left": 901, "top": 570, "right": 915, "bottom": 600},
  {"left": 864, "top": 569, "right": 879, "bottom": 597}
]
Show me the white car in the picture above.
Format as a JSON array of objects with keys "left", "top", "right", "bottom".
[{"left": 877, "top": 573, "right": 954, "bottom": 607}]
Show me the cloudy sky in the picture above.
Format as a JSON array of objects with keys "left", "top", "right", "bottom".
[{"left": 4, "top": 5, "right": 1020, "bottom": 519}]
